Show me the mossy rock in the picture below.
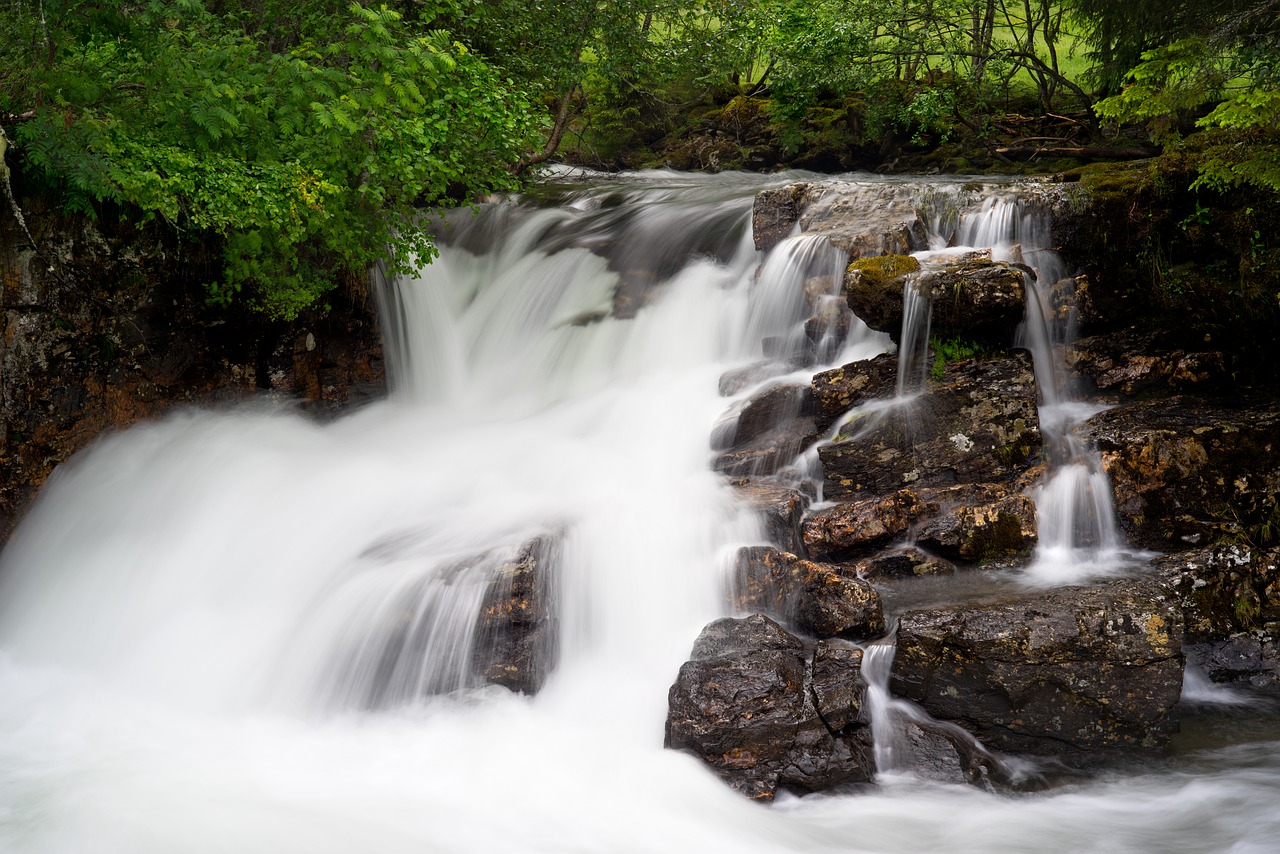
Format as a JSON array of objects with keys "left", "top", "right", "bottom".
[{"left": 846, "top": 254, "right": 921, "bottom": 286}]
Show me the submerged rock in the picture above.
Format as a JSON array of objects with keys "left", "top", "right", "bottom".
[
  {"left": 471, "top": 536, "right": 560, "bottom": 694},
  {"left": 664, "top": 615, "right": 876, "bottom": 801},
  {"left": 732, "top": 546, "right": 886, "bottom": 640},
  {"left": 818, "top": 353, "right": 1042, "bottom": 502},
  {"left": 891, "top": 578, "right": 1184, "bottom": 761},
  {"left": 1086, "top": 398, "right": 1280, "bottom": 550}
]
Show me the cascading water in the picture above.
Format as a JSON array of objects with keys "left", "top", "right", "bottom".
[{"left": 1, "top": 171, "right": 1279, "bottom": 853}]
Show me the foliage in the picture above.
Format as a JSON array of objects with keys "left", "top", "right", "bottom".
[
  {"left": 1, "top": 0, "right": 539, "bottom": 317},
  {"left": 929, "top": 336, "right": 986, "bottom": 380}
]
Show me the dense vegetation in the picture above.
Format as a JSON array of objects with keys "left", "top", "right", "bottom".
[{"left": 1, "top": 0, "right": 1277, "bottom": 318}]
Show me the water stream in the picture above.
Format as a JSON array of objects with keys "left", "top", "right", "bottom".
[{"left": 1, "top": 170, "right": 1278, "bottom": 852}]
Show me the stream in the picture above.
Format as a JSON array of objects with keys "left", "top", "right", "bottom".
[{"left": 1, "top": 170, "right": 1278, "bottom": 853}]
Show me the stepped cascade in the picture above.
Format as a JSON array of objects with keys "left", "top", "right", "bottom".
[{"left": 0, "top": 170, "right": 1277, "bottom": 853}]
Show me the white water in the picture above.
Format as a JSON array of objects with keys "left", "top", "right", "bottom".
[{"left": 2, "top": 171, "right": 1279, "bottom": 853}]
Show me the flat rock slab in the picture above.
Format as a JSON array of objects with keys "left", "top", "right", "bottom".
[
  {"left": 890, "top": 578, "right": 1184, "bottom": 761},
  {"left": 665, "top": 615, "right": 875, "bottom": 801},
  {"left": 819, "top": 352, "right": 1042, "bottom": 502},
  {"left": 752, "top": 182, "right": 928, "bottom": 257}
]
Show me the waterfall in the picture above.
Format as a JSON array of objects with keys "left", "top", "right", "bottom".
[{"left": 0, "top": 171, "right": 1276, "bottom": 854}]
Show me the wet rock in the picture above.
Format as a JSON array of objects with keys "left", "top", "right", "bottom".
[
  {"left": 729, "top": 383, "right": 814, "bottom": 448},
  {"left": 471, "top": 536, "right": 560, "bottom": 694},
  {"left": 732, "top": 547, "right": 886, "bottom": 640},
  {"left": 856, "top": 546, "right": 957, "bottom": 580},
  {"left": 818, "top": 353, "right": 1042, "bottom": 502},
  {"left": 1185, "top": 635, "right": 1280, "bottom": 686},
  {"left": 730, "top": 479, "right": 810, "bottom": 556},
  {"left": 898, "top": 719, "right": 1016, "bottom": 790},
  {"left": 797, "top": 183, "right": 929, "bottom": 259},
  {"left": 811, "top": 353, "right": 900, "bottom": 433},
  {"left": 802, "top": 490, "right": 932, "bottom": 563},
  {"left": 811, "top": 641, "right": 872, "bottom": 730},
  {"left": 713, "top": 419, "right": 820, "bottom": 478},
  {"left": 1155, "top": 544, "right": 1280, "bottom": 643},
  {"left": 913, "top": 483, "right": 1039, "bottom": 563},
  {"left": 1085, "top": 398, "right": 1280, "bottom": 550},
  {"left": 719, "top": 361, "right": 789, "bottom": 397},
  {"left": 752, "top": 184, "right": 811, "bottom": 252},
  {"left": 891, "top": 578, "right": 1184, "bottom": 761},
  {"left": 664, "top": 615, "right": 876, "bottom": 801},
  {"left": 915, "top": 260, "right": 1027, "bottom": 345},
  {"left": 842, "top": 255, "right": 921, "bottom": 338},
  {"left": 0, "top": 209, "right": 384, "bottom": 540},
  {"left": 1065, "top": 328, "right": 1231, "bottom": 399}
]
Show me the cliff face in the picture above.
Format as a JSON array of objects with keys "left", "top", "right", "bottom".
[{"left": 0, "top": 204, "right": 384, "bottom": 540}]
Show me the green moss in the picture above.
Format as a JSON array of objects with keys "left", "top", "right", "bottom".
[{"left": 846, "top": 254, "right": 921, "bottom": 288}]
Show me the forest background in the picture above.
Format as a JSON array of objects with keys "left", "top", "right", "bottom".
[{"left": 1, "top": 0, "right": 1278, "bottom": 322}]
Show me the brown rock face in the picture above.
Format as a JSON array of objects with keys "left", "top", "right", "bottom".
[
  {"left": 730, "top": 480, "right": 810, "bottom": 556},
  {"left": 1085, "top": 398, "right": 1280, "bottom": 550},
  {"left": 913, "top": 483, "right": 1039, "bottom": 563},
  {"left": 891, "top": 579, "right": 1184, "bottom": 761},
  {"left": 1155, "top": 544, "right": 1280, "bottom": 644},
  {"left": 1065, "top": 328, "right": 1232, "bottom": 400},
  {"left": 802, "top": 490, "right": 930, "bottom": 562},
  {"left": 818, "top": 353, "right": 1042, "bottom": 502},
  {"left": 811, "top": 353, "right": 900, "bottom": 433},
  {"left": 915, "top": 259, "right": 1027, "bottom": 345},
  {"left": 732, "top": 546, "right": 886, "bottom": 640},
  {"left": 664, "top": 615, "right": 876, "bottom": 801}
]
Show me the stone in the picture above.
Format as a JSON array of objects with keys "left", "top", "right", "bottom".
[
  {"left": 819, "top": 353, "right": 1042, "bottom": 502},
  {"left": 664, "top": 615, "right": 876, "bottom": 801},
  {"left": 752, "top": 184, "right": 811, "bottom": 252},
  {"left": 1065, "top": 328, "right": 1231, "bottom": 400},
  {"left": 857, "top": 546, "right": 957, "bottom": 580},
  {"left": 471, "top": 536, "right": 560, "bottom": 694},
  {"left": 913, "top": 483, "right": 1039, "bottom": 563},
  {"left": 914, "top": 259, "right": 1027, "bottom": 345},
  {"left": 730, "top": 479, "right": 810, "bottom": 556},
  {"left": 842, "top": 255, "right": 922, "bottom": 338},
  {"left": 1085, "top": 397, "right": 1280, "bottom": 550},
  {"left": 891, "top": 578, "right": 1184, "bottom": 761},
  {"left": 732, "top": 546, "right": 886, "bottom": 640},
  {"left": 811, "top": 353, "right": 900, "bottom": 433},
  {"left": 728, "top": 383, "right": 814, "bottom": 448},
  {"left": 802, "top": 489, "right": 932, "bottom": 563},
  {"left": 1154, "top": 544, "right": 1280, "bottom": 643}
]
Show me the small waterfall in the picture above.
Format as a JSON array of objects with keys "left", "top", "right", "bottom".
[{"left": 951, "top": 195, "right": 1131, "bottom": 583}]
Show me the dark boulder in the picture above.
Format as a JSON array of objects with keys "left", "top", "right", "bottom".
[
  {"left": 1155, "top": 544, "right": 1280, "bottom": 643},
  {"left": 842, "top": 254, "right": 922, "bottom": 338},
  {"left": 1065, "top": 328, "right": 1232, "bottom": 400},
  {"left": 732, "top": 546, "right": 886, "bottom": 640},
  {"left": 1085, "top": 398, "right": 1280, "bottom": 550},
  {"left": 912, "top": 482, "right": 1039, "bottom": 563},
  {"left": 818, "top": 353, "right": 1042, "bottom": 502},
  {"left": 471, "top": 536, "right": 560, "bottom": 694},
  {"left": 752, "top": 184, "right": 811, "bottom": 252},
  {"left": 802, "top": 489, "right": 932, "bottom": 563},
  {"left": 730, "top": 479, "right": 810, "bottom": 556},
  {"left": 811, "top": 353, "right": 901, "bottom": 433},
  {"left": 915, "top": 259, "right": 1027, "bottom": 345},
  {"left": 665, "top": 615, "right": 876, "bottom": 801},
  {"left": 891, "top": 578, "right": 1184, "bottom": 761},
  {"left": 856, "top": 546, "right": 957, "bottom": 580}
]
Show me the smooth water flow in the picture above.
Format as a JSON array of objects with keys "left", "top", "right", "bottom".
[{"left": 1, "top": 172, "right": 1278, "bottom": 853}]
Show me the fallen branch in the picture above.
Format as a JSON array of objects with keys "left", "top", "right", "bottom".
[
  {"left": 995, "top": 145, "right": 1156, "bottom": 160},
  {"left": 1, "top": 126, "right": 37, "bottom": 248}
]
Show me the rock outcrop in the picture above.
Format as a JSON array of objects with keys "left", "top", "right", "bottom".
[
  {"left": 730, "top": 479, "right": 810, "bottom": 556},
  {"left": 0, "top": 208, "right": 384, "bottom": 540},
  {"left": 818, "top": 352, "right": 1042, "bottom": 502},
  {"left": 1085, "top": 397, "right": 1280, "bottom": 550},
  {"left": 751, "top": 181, "right": 928, "bottom": 256},
  {"left": 732, "top": 546, "right": 886, "bottom": 640},
  {"left": 665, "top": 615, "right": 876, "bottom": 801},
  {"left": 891, "top": 578, "right": 1184, "bottom": 761}
]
